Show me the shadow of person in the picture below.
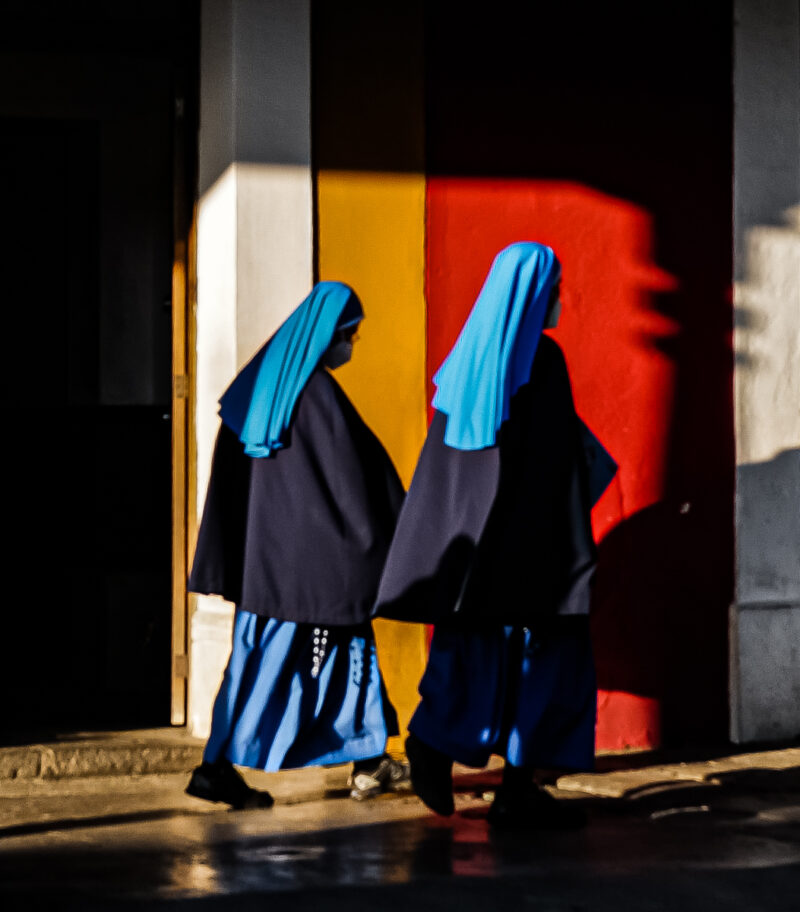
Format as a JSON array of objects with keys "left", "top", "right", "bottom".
[{"left": 591, "top": 500, "right": 730, "bottom": 748}]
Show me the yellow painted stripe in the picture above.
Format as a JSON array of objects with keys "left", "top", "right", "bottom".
[{"left": 317, "top": 169, "right": 428, "bottom": 741}]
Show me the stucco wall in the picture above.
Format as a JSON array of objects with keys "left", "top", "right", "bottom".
[
  {"left": 424, "top": 4, "right": 734, "bottom": 748},
  {"left": 731, "top": 0, "right": 800, "bottom": 743},
  {"left": 313, "top": 3, "right": 429, "bottom": 739},
  {"left": 191, "top": 0, "right": 313, "bottom": 737}
]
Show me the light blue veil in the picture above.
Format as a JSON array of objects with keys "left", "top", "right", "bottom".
[
  {"left": 432, "top": 242, "right": 560, "bottom": 450},
  {"left": 218, "top": 281, "right": 363, "bottom": 457}
]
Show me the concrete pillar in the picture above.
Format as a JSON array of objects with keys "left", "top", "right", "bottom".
[
  {"left": 731, "top": 0, "right": 800, "bottom": 742},
  {"left": 190, "top": 0, "right": 312, "bottom": 737}
]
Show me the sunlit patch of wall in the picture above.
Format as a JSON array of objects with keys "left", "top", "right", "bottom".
[
  {"left": 313, "top": 3, "right": 429, "bottom": 741},
  {"left": 731, "top": 0, "right": 800, "bottom": 743},
  {"left": 191, "top": 0, "right": 314, "bottom": 738},
  {"left": 425, "top": 179, "right": 678, "bottom": 750},
  {"left": 316, "top": 169, "right": 429, "bottom": 740},
  {"left": 423, "top": 2, "right": 734, "bottom": 750},
  {"left": 317, "top": 172, "right": 428, "bottom": 488},
  {"left": 191, "top": 1, "right": 738, "bottom": 752}
]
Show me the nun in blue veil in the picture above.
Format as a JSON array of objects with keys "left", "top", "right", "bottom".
[
  {"left": 375, "top": 243, "right": 616, "bottom": 828},
  {"left": 186, "top": 282, "right": 408, "bottom": 808}
]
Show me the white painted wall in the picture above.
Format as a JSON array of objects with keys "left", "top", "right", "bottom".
[
  {"left": 731, "top": 0, "right": 800, "bottom": 742},
  {"left": 191, "top": 0, "right": 313, "bottom": 738}
]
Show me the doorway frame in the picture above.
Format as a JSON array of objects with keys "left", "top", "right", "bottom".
[{"left": 170, "top": 55, "right": 199, "bottom": 727}]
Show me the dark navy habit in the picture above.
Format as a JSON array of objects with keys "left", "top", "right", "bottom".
[
  {"left": 190, "top": 367, "right": 404, "bottom": 627},
  {"left": 375, "top": 335, "right": 612, "bottom": 771},
  {"left": 376, "top": 335, "right": 604, "bottom": 630},
  {"left": 372, "top": 242, "right": 616, "bottom": 773}
]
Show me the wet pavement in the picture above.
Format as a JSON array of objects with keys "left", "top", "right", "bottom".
[{"left": 1, "top": 752, "right": 799, "bottom": 910}]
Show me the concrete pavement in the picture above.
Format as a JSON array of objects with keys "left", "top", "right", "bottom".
[
  {"left": 0, "top": 728, "right": 205, "bottom": 781},
  {"left": 1, "top": 739, "right": 799, "bottom": 909}
]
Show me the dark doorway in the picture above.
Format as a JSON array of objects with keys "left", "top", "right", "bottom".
[{"left": 0, "top": 2, "right": 197, "bottom": 738}]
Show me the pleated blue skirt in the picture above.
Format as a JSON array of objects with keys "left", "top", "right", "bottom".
[
  {"left": 204, "top": 610, "right": 399, "bottom": 771},
  {"left": 409, "top": 621, "right": 596, "bottom": 770}
]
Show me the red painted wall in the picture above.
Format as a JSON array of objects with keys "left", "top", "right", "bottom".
[
  {"left": 424, "top": 4, "right": 733, "bottom": 748},
  {"left": 426, "top": 180, "right": 675, "bottom": 748}
]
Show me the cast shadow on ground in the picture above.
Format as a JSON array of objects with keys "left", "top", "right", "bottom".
[
  {"left": 2, "top": 763, "right": 800, "bottom": 911},
  {"left": 0, "top": 807, "right": 209, "bottom": 841}
]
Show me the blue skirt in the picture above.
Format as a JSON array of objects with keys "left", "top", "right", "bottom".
[
  {"left": 409, "top": 621, "right": 596, "bottom": 770},
  {"left": 204, "top": 611, "right": 399, "bottom": 771}
]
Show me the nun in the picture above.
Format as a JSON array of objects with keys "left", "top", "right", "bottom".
[
  {"left": 375, "top": 242, "right": 616, "bottom": 828},
  {"left": 186, "top": 281, "right": 408, "bottom": 809}
]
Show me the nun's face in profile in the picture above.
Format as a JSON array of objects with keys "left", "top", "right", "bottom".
[
  {"left": 545, "top": 279, "right": 562, "bottom": 329},
  {"left": 323, "top": 324, "right": 360, "bottom": 370}
]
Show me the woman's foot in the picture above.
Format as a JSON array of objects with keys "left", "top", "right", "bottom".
[
  {"left": 348, "top": 754, "right": 411, "bottom": 800},
  {"left": 487, "top": 780, "right": 587, "bottom": 830},
  {"left": 405, "top": 732, "right": 455, "bottom": 816},
  {"left": 185, "top": 759, "right": 274, "bottom": 810}
]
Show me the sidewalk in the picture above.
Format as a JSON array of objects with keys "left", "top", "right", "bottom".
[
  {"left": 1, "top": 736, "right": 799, "bottom": 911},
  {"left": 2, "top": 726, "right": 798, "bottom": 816},
  {"left": 3, "top": 726, "right": 799, "bottom": 791},
  {"left": 560, "top": 743, "right": 800, "bottom": 799}
]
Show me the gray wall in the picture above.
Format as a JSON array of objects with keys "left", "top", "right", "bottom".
[
  {"left": 731, "top": 0, "right": 800, "bottom": 742},
  {"left": 199, "top": 0, "right": 311, "bottom": 196}
]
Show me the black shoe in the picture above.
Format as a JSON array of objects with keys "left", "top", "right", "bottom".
[
  {"left": 186, "top": 760, "right": 274, "bottom": 810},
  {"left": 405, "top": 733, "right": 454, "bottom": 817},
  {"left": 487, "top": 782, "right": 587, "bottom": 830}
]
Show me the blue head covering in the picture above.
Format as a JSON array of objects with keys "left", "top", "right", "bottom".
[
  {"left": 218, "top": 281, "right": 363, "bottom": 457},
  {"left": 432, "top": 242, "right": 561, "bottom": 451}
]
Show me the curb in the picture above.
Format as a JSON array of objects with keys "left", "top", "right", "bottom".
[
  {"left": 0, "top": 739, "right": 203, "bottom": 781},
  {"left": 557, "top": 747, "right": 800, "bottom": 798}
]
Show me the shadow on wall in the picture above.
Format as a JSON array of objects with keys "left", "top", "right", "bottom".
[
  {"left": 420, "top": 2, "right": 735, "bottom": 748},
  {"left": 736, "top": 449, "right": 800, "bottom": 603},
  {"left": 312, "top": 2, "right": 736, "bottom": 746},
  {"left": 730, "top": 195, "right": 800, "bottom": 742},
  {"left": 731, "top": 448, "right": 800, "bottom": 744}
]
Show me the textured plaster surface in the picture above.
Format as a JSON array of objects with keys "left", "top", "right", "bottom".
[
  {"left": 192, "top": 0, "right": 313, "bottom": 738},
  {"left": 732, "top": 0, "right": 800, "bottom": 742}
]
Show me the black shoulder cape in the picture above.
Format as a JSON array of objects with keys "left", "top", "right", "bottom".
[
  {"left": 375, "top": 336, "right": 598, "bottom": 628},
  {"left": 189, "top": 369, "right": 404, "bottom": 626}
]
